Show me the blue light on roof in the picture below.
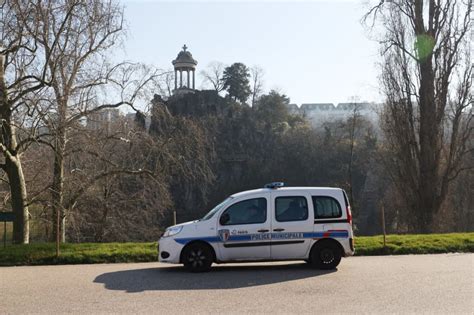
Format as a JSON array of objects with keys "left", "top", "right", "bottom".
[{"left": 264, "top": 182, "right": 285, "bottom": 189}]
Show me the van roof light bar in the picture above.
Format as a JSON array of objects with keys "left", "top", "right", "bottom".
[{"left": 264, "top": 182, "right": 285, "bottom": 189}]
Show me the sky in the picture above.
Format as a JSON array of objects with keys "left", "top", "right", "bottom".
[{"left": 119, "top": 0, "right": 382, "bottom": 106}]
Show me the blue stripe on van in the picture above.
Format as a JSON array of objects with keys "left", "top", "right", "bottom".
[
  {"left": 174, "top": 236, "right": 221, "bottom": 245},
  {"left": 303, "top": 231, "right": 349, "bottom": 239},
  {"left": 174, "top": 230, "right": 349, "bottom": 245}
]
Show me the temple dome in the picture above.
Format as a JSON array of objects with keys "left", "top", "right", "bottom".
[{"left": 172, "top": 45, "right": 197, "bottom": 68}]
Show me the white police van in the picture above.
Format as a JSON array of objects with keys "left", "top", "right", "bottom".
[{"left": 159, "top": 183, "right": 354, "bottom": 272}]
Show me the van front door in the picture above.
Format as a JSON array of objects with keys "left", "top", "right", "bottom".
[
  {"left": 216, "top": 195, "right": 271, "bottom": 261},
  {"left": 270, "top": 193, "right": 313, "bottom": 259}
]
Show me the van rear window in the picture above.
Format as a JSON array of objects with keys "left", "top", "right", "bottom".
[
  {"left": 275, "top": 196, "right": 309, "bottom": 222},
  {"left": 312, "top": 196, "right": 342, "bottom": 219}
]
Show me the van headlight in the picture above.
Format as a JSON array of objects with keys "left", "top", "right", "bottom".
[{"left": 162, "top": 226, "right": 183, "bottom": 238}]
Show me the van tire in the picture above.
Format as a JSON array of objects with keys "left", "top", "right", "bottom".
[
  {"left": 310, "top": 241, "right": 342, "bottom": 270},
  {"left": 182, "top": 243, "right": 213, "bottom": 272}
]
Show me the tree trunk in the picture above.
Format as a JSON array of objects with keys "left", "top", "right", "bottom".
[
  {"left": 95, "top": 184, "right": 110, "bottom": 242},
  {"left": 348, "top": 111, "right": 357, "bottom": 215},
  {"left": 96, "top": 204, "right": 109, "bottom": 242},
  {"left": 5, "top": 154, "right": 30, "bottom": 244},
  {"left": 416, "top": 21, "right": 440, "bottom": 232},
  {"left": 51, "top": 128, "right": 66, "bottom": 243},
  {"left": 417, "top": 72, "right": 440, "bottom": 232}
]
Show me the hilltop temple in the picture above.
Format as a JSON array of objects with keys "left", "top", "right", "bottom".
[{"left": 172, "top": 45, "right": 198, "bottom": 95}]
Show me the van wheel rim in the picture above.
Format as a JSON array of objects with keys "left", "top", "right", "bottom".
[
  {"left": 320, "top": 249, "right": 335, "bottom": 264},
  {"left": 188, "top": 249, "right": 205, "bottom": 267}
]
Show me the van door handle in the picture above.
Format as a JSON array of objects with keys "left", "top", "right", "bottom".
[
  {"left": 257, "top": 229, "right": 269, "bottom": 233},
  {"left": 273, "top": 228, "right": 285, "bottom": 232}
]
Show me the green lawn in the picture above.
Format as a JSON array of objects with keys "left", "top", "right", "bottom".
[
  {"left": 0, "top": 233, "right": 472, "bottom": 266},
  {"left": 355, "top": 233, "right": 474, "bottom": 256},
  {"left": 0, "top": 242, "right": 158, "bottom": 266}
]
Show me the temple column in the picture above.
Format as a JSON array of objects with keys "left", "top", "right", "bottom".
[
  {"left": 187, "top": 70, "right": 190, "bottom": 88},
  {"left": 174, "top": 69, "right": 177, "bottom": 90},
  {"left": 192, "top": 70, "right": 195, "bottom": 89},
  {"left": 179, "top": 70, "right": 183, "bottom": 87}
]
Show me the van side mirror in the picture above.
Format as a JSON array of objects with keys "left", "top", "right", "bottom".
[{"left": 220, "top": 212, "right": 230, "bottom": 225}]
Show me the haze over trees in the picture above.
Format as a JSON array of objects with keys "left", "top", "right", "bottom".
[{"left": 0, "top": 0, "right": 472, "bottom": 244}]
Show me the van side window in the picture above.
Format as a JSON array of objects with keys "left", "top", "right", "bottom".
[
  {"left": 312, "top": 196, "right": 342, "bottom": 219},
  {"left": 275, "top": 196, "right": 308, "bottom": 222},
  {"left": 220, "top": 198, "right": 267, "bottom": 225}
]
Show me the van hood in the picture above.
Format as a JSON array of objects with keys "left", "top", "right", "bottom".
[{"left": 169, "top": 220, "right": 198, "bottom": 229}]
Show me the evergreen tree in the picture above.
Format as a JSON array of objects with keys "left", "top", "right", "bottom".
[{"left": 222, "top": 62, "right": 251, "bottom": 103}]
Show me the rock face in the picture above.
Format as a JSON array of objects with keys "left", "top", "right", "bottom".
[{"left": 163, "top": 90, "right": 236, "bottom": 117}]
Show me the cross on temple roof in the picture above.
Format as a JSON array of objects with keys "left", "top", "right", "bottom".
[{"left": 182, "top": 44, "right": 187, "bottom": 52}]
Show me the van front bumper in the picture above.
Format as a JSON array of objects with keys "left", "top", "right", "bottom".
[{"left": 158, "top": 237, "right": 182, "bottom": 264}]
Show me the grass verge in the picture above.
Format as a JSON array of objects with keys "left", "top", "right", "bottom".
[
  {"left": 0, "top": 242, "right": 157, "bottom": 266},
  {"left": 354, "top": 233, "right": 474, "bottom": 256},
  {"left": 0, "top": 232, "right": 472, "bottom": 266}
]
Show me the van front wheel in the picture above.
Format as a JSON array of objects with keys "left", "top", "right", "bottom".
[
  {"left": 310, "top": 242, "right": 342, "bottom": 270},
  {"left": 182, "top": 243, "right": 213, "bottom": 272}
]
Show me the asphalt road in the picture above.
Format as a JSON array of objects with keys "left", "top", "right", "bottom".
[{"left": 1, "top": 253, "right": 473, "bottom": 314}]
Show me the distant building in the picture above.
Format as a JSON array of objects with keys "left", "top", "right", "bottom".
[{"left": 87, "top": 108, "right": 121, "bottom": 130}]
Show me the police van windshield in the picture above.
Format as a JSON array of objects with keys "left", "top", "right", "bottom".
[{"left": 201, "top": 197, "right": 234, "bottom": 221}]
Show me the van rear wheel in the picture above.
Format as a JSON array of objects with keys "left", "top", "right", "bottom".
[
  {"left": 310, "top": 242, "right": 342, "bottom": 270},
  {"left": 182, "top": 243, "right": 213, "bottom": 272}
]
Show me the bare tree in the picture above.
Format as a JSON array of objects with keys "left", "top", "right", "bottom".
[
  {"left": 250, "top": 66, "right": 264, "bottom": 107},
  {"left": 0, "top": 0, "right": 63, "bottom": 243},
  {"left": 157, "top": 70, "right": 175, "bottom": 98},
  {"left": 7, "top": 0, "right": 163, "bottom": 243},
  {"left": 200, "top": 61, "right": 225, "bottom": 92},
  {"left": 63, "top": 116, "right": 167, "bottom": 242},
  {"left": 366, "top": 0, "right": 473, "bottom": 232},
  {"left": 0, "top": 53, "right": 32, "bottom": 244},
  {"left": 346, "top": 98, "right": 363, "bottom": 212}
]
